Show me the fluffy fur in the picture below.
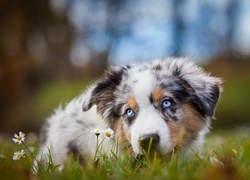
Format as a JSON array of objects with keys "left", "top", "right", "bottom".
[{"left": 37, "top": 57, "right": 222, "bottom": 165}]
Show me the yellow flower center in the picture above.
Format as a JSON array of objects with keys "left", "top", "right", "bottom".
[
  {"left": 95, "top": 130, "right": 99, "bottom": 133},
  {"left": 17, "top": 154, "right": 22, "bottom": 159},
  {"left": 106, "top": 132, "right": 111, "bottom": 137},
  {"left": 17, "top": 136, "right": 22, "bottom": 141}
]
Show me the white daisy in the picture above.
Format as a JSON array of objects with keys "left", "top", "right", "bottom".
[
  {"left": 91, "top": 129, "right": 102, "bottom": 136},
  {"left": 12, "top": 131, "right": 25, "bottom": 145},
  {"left": 104, "top": 128, "right": 114, "bottom": 139},
  {"left": 13, "top": 150, "right": 26, "bottom": 160}
]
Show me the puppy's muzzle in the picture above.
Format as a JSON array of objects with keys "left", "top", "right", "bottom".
[{"left": 140, "top": 133, "right": 160, "bottom": 151}]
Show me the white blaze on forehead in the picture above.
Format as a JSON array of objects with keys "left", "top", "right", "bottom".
[{"left": 130, "top": 69, "right": 154, "bottom": 106}]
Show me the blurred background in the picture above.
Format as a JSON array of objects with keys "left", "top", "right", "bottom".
[{"left": 0, "top": 0, "right": 249, "bottom": 135}]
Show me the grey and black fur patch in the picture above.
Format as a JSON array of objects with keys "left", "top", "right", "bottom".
[
  {"left": 82, "top": 66, "right": 128, "bottom": 125},
  {"left": 40, "top": 122, "right": 50, "bottom": 144},
  {"left": 75, "top": 119, "right": 95, "bottom": 129},
  {"left": 195, "top": 84, "right": 220, "bottom": 117},
  {"left": 160, "top": 76, "right": 220, "bottom": 118},
  {"left": 152, "top": 64, "right": 162, "bottom": 71},
  {"left": 167, "top": 65, "right": 220, "bottom": 117},
  {"left": 67, "top": 141, "right": 85, "bottom": 165}
]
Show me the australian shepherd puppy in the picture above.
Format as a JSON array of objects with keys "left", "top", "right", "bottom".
[{"left": 37, "top": 58, "right": 222, "bottom": 166}]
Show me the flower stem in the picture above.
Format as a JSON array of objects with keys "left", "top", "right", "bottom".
[
  {"left": 22, "top": 141, "right": 39, "bottom": 165},
  {"left": 94, "top": 135, "right": 99, "bottom": 161}
]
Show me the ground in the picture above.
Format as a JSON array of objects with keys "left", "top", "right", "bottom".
[{"left": 0, "top": 128, "right": 249, "bottom": 179}]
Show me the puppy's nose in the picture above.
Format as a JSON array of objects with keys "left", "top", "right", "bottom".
[{"left": 140, "top": 133, "right": 160, "bottom": 151}]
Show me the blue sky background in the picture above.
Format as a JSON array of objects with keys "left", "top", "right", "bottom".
[{"left": 50, "top": 0, "right": 250, "bottom": 66}]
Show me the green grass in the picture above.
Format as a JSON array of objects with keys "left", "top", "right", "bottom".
[{"left": 0, "top": 129, "right": 250, "bottom": 179}]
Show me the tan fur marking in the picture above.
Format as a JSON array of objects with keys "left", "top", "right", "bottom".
[
  {"left": 114, "top": 119, "right": 125, "bottom": 147},
  {"left": 168, "top": 103, "right": 204, "bottom": 150},
  {"left": 168, "top": 121, "right": 184, "bottom": 150},
  {"left": 126, "top": 130, "right": 131, "bottom": 142},
  {"left": 114, "top": 119, "right": 131, "bottom": 150},
  {"left": 128, "top": 97, "right": 138, "bottom": 110},
  {"left": 152, "top": 87, "right": 166, "bottom": 103}
]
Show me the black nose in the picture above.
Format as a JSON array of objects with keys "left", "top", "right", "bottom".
[{"left": 140, "top": 133, "right": 160, "bottom": 151}]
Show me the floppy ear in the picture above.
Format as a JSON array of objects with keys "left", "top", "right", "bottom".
[
  {"left": 171, "top": 59, "right": 222, "bottom": 117},
  {"left": 186, "top": 75, "right": 222, "bottom": 117},
  {"left": 82, "top": 66, "right": 127, "bottom": 115}
]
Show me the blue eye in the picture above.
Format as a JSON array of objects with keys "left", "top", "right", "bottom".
[
  {"left": 162, "top": 99, "right": 172, "bottom": 108},
  {"left": 125, "top": 108, "right": 135, "bottom": 117}
]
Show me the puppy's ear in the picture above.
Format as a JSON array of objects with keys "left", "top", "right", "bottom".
[
  {"left": 82, "top": 66, "right": 126, "bottom": 114},
  {"left": 188, "top": 75, "right": 222, "bottom": 117},
  {"left": 172, "top": 59, "right": 222, "bottom": 117},
  {"left": 81, "top": 85, "right": 97, "bottom": 111}
]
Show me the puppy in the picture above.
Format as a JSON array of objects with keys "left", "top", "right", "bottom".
[{"left": 37, "top": 58, "right": 222, "bottom": 165}]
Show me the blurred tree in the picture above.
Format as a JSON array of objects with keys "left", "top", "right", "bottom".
[
  {"left": 0, "top": 0, "right": 73, "bottom": 132},
  {"left": 172, "top": 0, "right": 185, "bottom": 57},
  {"left": 222, "top": 0, "right": 239, "bottom": 57}
]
